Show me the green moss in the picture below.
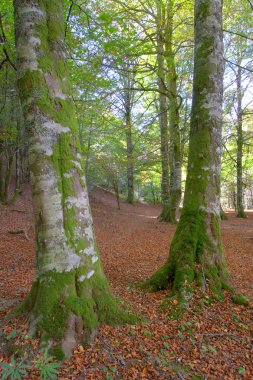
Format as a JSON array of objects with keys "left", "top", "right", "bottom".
[
  {"left": 138, "top": 262, "right": 171, "bottom": 291},
  {"left": 139, "top": 206, "right": 230, "bottom": 305},
  {"left": 232, "top": 294, "right": 249, "bottom": 306},
  {"left": 32, "top": 271, "right": 76, "bottom": 340},
  {"left": 220, "top": 209, "right": 228, "bottom": 220},
  {"left": 236, "top": 210, "right": 247, "bottom": 219},
  {"left": 49, "top": 346, "right": 65, "bottom": 360},
  {"left": 65, "top": 295, "right": 97, "bottom": 332},
  {"left": 196, "top": 268, "right": 203, "bottom": 287},
  {"left": 91, "top": 272, "right": 137, "bottom": 325},
  {"left": 198, "top": 2, "right": 210, "bottom": 19},
  {"left": 15, "top": 280, "right": 38, "bottom": 314}
]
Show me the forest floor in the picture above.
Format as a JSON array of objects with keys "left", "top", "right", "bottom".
[{"left": 0, "top": 186, "right": 252, "bottom": 379}]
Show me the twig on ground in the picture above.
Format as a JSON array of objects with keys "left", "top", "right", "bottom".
[{"left": 8, "top": 225, "right": 33, "bottom": 240}]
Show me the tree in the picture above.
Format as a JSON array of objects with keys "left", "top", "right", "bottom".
[
  {"left": 142, "top": 0, "right": 230, "bottom": 301},
  {"left": 161, "top": 0, "right": 182, "bottom": 223},
  {"left": 14, "top": 0, "right": 133, "bottom": 358},
  {"left": 0, "top": 4, "right": 28, "bottom": 204},
  {"left": 221, "top": 0, "right": 253, "bottom": 215},
  {"left": 121, "top": 60, "right": 136, "bottom": 204}
]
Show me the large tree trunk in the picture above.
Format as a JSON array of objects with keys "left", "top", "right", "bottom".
[
  {"left": 156, "top": 1, "right": 170, "bottom": 220},
  {"left": 142, "top": 0, "right": 229, "bottom": 301},
  {"left": 14, "top": 0, "right": 133, "bottom": 358},
  {"left": 236, "top": 65, "right": 246, "bottom": 218}
]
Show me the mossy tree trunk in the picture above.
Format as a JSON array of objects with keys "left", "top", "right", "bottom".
[
  {"left": 16, "top": 95, "right": 29, "bottom": 193},
  {"left": 156, "top": 1, "right": 170, "bottom": 220},
  {"left": 14, "top": 0, "right": 132, "bottom": 358},
  {"left": 220, "top": 204, "right": 228, "bottom": 220},
  {"left": 235, "top": 65, "right": 246, "bottom": 218},
  {"left": 162, "top": 0, "right": 182, "bottom": 224},
  {"left": 120, "top": 59, "right": 136, "bottom": 205},
  {"left": 142, "top": 0, "right": 229, "bottom": 301},
  {"left": 0, "top": 145, "right": 15, "bottom": 204},
  {"left": 124, "top": 67, "right": 135, "bottom": 205}
]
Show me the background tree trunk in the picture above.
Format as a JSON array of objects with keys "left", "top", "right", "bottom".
[
  {"left": 142, "top": 0, "right": 229, "bottom": 301},
  {"left": 236, "top": 65, "right": 246, "bottom": 218},
  {"left": 156, "top": 1, "right": 170, "bottom": 220},
  {"left": 14, "top": 0, "right": 133, "bottom": 358},
  {"left": 125, "top": 80, "right": 134, "bottom": 204},
  {"left": 163, "top": 0, "right": 182, "bottom": 223}
]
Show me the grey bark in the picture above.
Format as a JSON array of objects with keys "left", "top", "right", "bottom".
[
  {"left": 143, "top": 0, "right": 229, "bottom": 298},
  {"left": 236, "top": 65, "right": 246, "bottom": 218},
  {"left": 156, "top": 1, "right": 170, "bottom": 219},
  {"left": 14, "top": 0, "right": 130, "bottom": 357}
]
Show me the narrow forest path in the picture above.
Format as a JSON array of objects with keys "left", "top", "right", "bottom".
[{"left": 0, "top": 186, "right": 252, "bottom": 379}]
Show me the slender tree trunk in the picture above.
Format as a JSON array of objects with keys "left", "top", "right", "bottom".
[
  {"left": 85, "top": 128, "right": 92, "bottom": 176},
  {"left": 16, "top": 95, "right": 28, "bottom": 190},
  {"left": 142, "top": 0, "right": 229, "bottom": 301},
  {"left": 162, "top": 0, "right": 182, "bottom": 223},
  {"left": 220, "top": 204, "right": 228, "bottom": 220},
  {"left": 122, "top": 61, "right": 135, "bottom": 205},
  {"left": 3, "top": 153, "right": 14, "bottom": 204},
  {"left": 113, "top": 180, "right": 121, "bottom": 210},
  {"left": 236, "top": 66, "right": 246, "bottom": 218},
  {"left": 156, "top": 2, "right": 170, "bottom": 220},
  {"left": 126, "top": 97, "right": 134, "bottom": 204},
  {"left": 0, "top": 145, "right": 4, "bottom": 201},
  {"left": 14, "top": 0, "right": 133, "bottom": 358}
]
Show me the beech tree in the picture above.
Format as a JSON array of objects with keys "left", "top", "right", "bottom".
[
  {"left": 14, "top": 0, "right": 133, "bottom": 358},
  {"left": 142, "top": 0, "right": 230, "bottom": 300},
  {"left": 161, "top": 0, "right": 182, "bottom": 223}
]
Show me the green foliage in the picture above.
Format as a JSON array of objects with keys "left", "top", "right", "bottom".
[
  {"left": 232, "top": 294, "right": 249, "bottom": 306},
  {"left": 34, "top": 349, "right": 60, "bottom": 380},
  {"left": 0, "top": 357, "right": 29, "bottom": 380},
  {"left": 238, "top": 367, "right": 246, "bottom": 375}
]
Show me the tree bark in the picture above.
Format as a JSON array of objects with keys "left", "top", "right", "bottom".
[
  {"left": 156, "top": 1, "right": 170, "bottom": 220},
  {"left": 162, "top": 0, "right": 182, "bottom": 223},
  {"left": 236, "top": 65, "right": 246, "bottom": 218},
  {"left": 142, "top": 0, "right": 229, "bottom": 301},
  {"left": 14, "top": 0, "right": 133, "bottom": 358},
  {"left": 125, "top": 81, "right": 134, "bottom": 204}
]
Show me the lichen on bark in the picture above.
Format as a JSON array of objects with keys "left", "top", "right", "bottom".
[
  {"left": 140, "top": 0, "right": 232, "bottom": 303},
  {"left": 14, "top": 0, "right": 135, "bottom": 358}
]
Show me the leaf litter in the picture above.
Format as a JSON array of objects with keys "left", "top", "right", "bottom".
[{"left": 0, "top": 186, "right": 252, "bottom": 379}]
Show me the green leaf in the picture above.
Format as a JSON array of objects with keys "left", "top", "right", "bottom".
[
  {"left": 207, "top": 345, "right": 217, "bottom": 354},
  {"left": 238, "top": 367, "right": 246, "bottom": 375}
]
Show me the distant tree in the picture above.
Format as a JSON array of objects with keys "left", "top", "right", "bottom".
[{"left": 14, "top": 0, "right": 133, "bottom": 358}]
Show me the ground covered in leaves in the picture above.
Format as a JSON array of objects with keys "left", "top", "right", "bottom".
[{"left": 0, "top": 186, "right": 252, "bottom": 379}]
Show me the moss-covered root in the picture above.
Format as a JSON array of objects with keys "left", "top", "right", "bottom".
[
  {"left": 139, "top": 211, "right": 231, "bottom": 304},
  {"left": 232, "top": 294, "right": 249, "bottom": 306},
  {"left": 138, "top": 262, "right": 172, "bottom": 291},
  {"left": 236, "top": 210, "right": 247, "bottom": 219},
  {"left": 16, "top": 270, "right": 136, "bottom": 359},
  {"left": 158, "top": 207, "right": 169, "bottom": 222},
  {"left": 158, "top": 207, "right": 177, "bottom": 224},
  {"left": 220, "top": 208, "right": 228, "bottom": 220}
]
